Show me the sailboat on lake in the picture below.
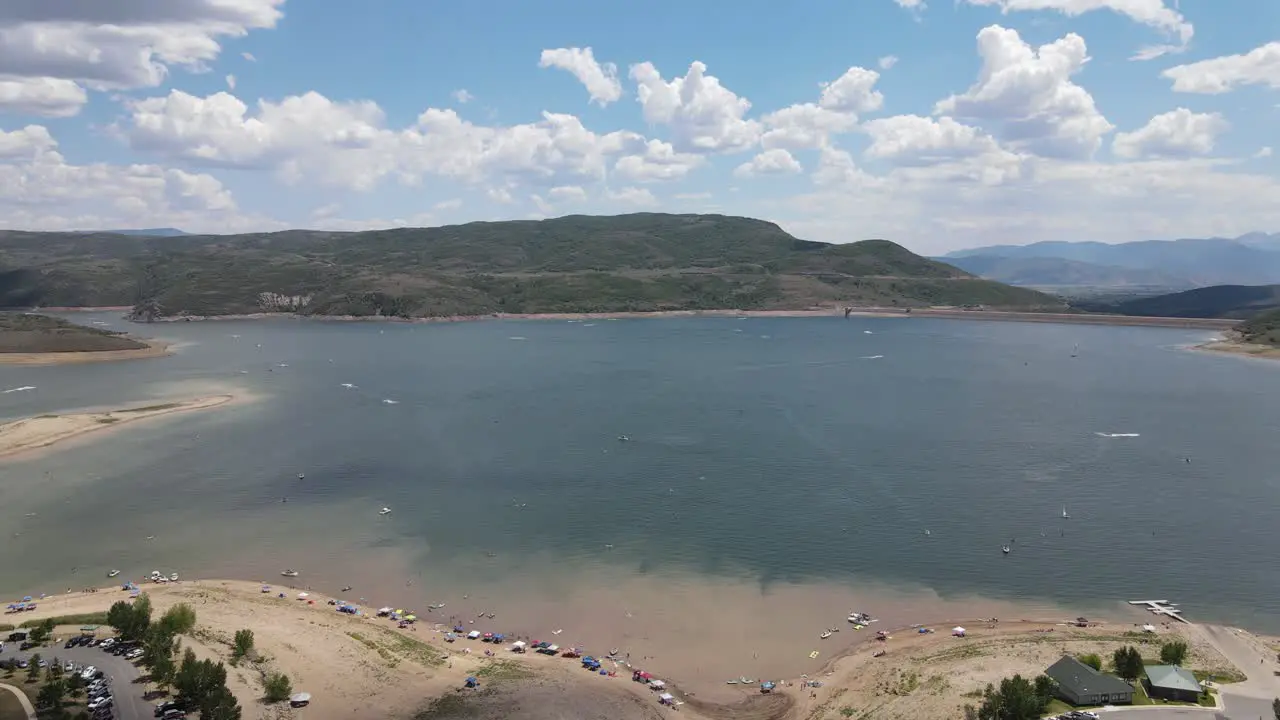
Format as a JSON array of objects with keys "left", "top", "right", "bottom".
[{"left": 1062, "top": 505, "right": 1069, "bottom": 519}]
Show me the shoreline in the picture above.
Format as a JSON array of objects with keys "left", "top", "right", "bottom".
[
  {"left": 3, "top": 579, "right": 1261, "bottom": 720},
  {"left": 1194, "top": 338, "right": 1280, "bottom": 361},
  {"left": 127, "top": 306, "right": 1241, "bottom": 330},
  {"left": 0, "top": 337, "right": 172, "bottom": 366},
  {"left": 0, "top": 394, "right": 238, "bottom": 461}
]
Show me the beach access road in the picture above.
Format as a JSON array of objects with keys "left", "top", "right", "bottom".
[
  {"left": 1194, "top": 624, "right": 1280, "bottom": 720},
  {"left": 3, "top": 645, "right": 150, "bottom": 720}
]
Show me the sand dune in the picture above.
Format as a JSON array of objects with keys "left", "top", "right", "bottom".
[{"left": 0, "top": 394, "right": 235, "bottom": 461}]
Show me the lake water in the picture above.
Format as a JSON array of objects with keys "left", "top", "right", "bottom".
[{"left": 2, "top": 313, "right": 1278, "bottom": 688}]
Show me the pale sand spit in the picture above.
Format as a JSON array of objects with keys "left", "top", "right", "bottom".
[{"left": 0, "top": 394, "right": 236, "bottom": 461}]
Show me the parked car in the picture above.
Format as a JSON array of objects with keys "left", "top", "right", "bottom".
[{"left": 87, "top": 695, "right": 113, "bottom": 711}]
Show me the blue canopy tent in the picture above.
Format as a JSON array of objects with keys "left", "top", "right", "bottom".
[{"left": 465, "top": 676, "right": 479, "bottom": 688}]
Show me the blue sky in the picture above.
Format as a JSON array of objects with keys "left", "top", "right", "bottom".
[{"left": 0, "top": 0, "right": 1277, "bottom": 253}]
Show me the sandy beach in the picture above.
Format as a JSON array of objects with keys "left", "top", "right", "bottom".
[
  {"left": 0, "top": 394, "right": 237, "bottom": 461},
  {"left": 0, "top": 338, "right": 171, "bottom": 366},
  {"left": 2, "top": 579, "right": 1260, "bottom": 720},
  {"left": 1195, "top": 339, "right": 1280, "bottom": 361}
]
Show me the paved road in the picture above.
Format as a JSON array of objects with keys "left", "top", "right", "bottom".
[
  {"left": 0, "top": 682, "right": 36, "bottom": 720},
  {"left": 1095, "top": 708, "right": 1224, "bottom": 719},
  {"left": 0, "top": 645, "right": 151, "bottom": 720}
]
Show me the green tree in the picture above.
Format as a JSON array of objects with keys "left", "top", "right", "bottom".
[
  {"left": 1112, "top": 645, "right": 1144, "bottom": 682},
  {"left": 232, "top": 629, "right": 254, "bottom": 663},
  {"left": 26, "top": 653, "right": 42, "bottom": 682},
  {"left": 975, "top": 674, "right": 1056, "bottom": 720},
  {"left": 200, "top": 686, "right": 242, "bottom": 720},
  {"left": 36, "top": 677, "right": 65, "bottom": 709},
  {"left": 1272, "top": 696, "right": 1279, "bottom": 720},
  {"left": 1076, "top": 653, "right": 1103, "bottom": 671},
  {"left": 263, "top": 671, "right": 292, "bottom": 703},
  {"left": 149, "top": 645, "right": 178, "bottom": 690},
  {"left": 174, "top": 649, "right": 231, "bottom": 711},
  {"left": 157, "top": 603, "right": 197, "bottom": 635},
  {"left": 66, "top": 672, "right": 84, "bottom": 699},
  {"left": 1160, "top": 640, "right": 1189, "bottom": 666},
  {"left": 106, "top": 594, "right": 153, "bottom": 641},
  {"left": 29, "top": 618, "right": 54, "bottom": 644}
]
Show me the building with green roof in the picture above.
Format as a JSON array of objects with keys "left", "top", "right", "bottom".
[{"left": 1144, "top": 664, "right": 1202, "bottom": 703}]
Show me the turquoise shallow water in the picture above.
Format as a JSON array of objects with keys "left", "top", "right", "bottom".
[{"left": 2, "top": 313, "right": 1278, "bottom": 632}]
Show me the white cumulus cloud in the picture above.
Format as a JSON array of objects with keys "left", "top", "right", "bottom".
[
  {"left": 1162, "top": 42, "right": 1280, "bottom": 94},
  {"left": 1111, "top": 108, "right": 1228, "bottom": 159},
  {"left": 935, "top": 25, "right": 1113, "bottom": 159},
  {"left": 0, "top": 0, "right": 284, "bottom": 117},
  {"left": 733, "top": 148, "right": 802, "bottom": 178},
  {"left": 957, "top": 0, "right": 1192, "bottom": 59},
  {"left": 629, "top": 61, "right": 761, "bottom": 154},
  {"left": 539, "top": 47, "right": 623, "bottom": 106}
]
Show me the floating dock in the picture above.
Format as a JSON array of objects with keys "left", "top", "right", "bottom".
[{"left": 1128, "top": 599, "right": 1188, "bottom": 624}]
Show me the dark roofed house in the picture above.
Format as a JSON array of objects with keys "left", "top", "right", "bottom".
[
  {"left": 1144, "top": 665, "right": 1202, "bottom": 703},
  {"left": 1045, "top": 655, "right": 1134, "bottom": 706}
]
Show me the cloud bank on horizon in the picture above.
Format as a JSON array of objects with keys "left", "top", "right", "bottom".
[{"left": 0, "top": 0, "right": 1277, "bottom": 253}]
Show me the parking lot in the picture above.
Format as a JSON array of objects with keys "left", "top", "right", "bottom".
[{"left": 0, "top": 641, "right": 155, "bottom": 720}]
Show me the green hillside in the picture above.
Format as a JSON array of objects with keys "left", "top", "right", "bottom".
[
  {"left": 1237, "top": 309, "right": 1280, "bottom": 346},
  {"left": 0, "top": 213, "right": 1066, "bottom": 319},
  {"left": 0, "top": 313, "right": 147, "bottom": 353}
]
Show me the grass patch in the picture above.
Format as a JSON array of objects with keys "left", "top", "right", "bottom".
[
  {"left": 1195, "top": 667, "right": 1246, "bottom": 684},
  {"left": 119, "top": 403, "right": 182, "bottom": 413},
  {"left": 412, "top": 691, "right": 491, "bottom": 719},
  {"left": 473, "top": 660, "right": 531, "bottom": 681},
  {"left": 18, "top": 612, "right": 108, "bottom": 628},
  {"left": 346, "top": 631, "right": 397, "bottom": 667},
  {"left": 0, "top": 624, "right": 13, "bottom": 632},
  {"left": 1044, "top": 699, "right": 1074, "bottom": 716},
  {"left": 380, "top": 630, "right": 446, "bottom": 668}
]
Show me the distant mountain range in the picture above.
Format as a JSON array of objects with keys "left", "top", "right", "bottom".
[
  {"left": 939, "top": 233, "right": 1280, "bottom": 290},
  {"left": 1075, "top": 284, "right": 1280, "bottom": 319},
  {"left": 100, "top": 228, "right": 189, "bottom": 237}
]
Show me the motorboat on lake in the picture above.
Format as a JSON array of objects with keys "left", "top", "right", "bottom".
[
  {"left": 379, "top": 507, "right": 392, "bottom": 515},
  {"left": 107, "top": 570, "right": 120, "bottom": 578},
  {"left": 281, "top": 569, "right": 299, "bottom": 577},
  {"left": 1001, "top": 545, "right": 1010, "bottom": 554},
  {"left": 820, "top": 630, "right": 832, "bottom": 639}
]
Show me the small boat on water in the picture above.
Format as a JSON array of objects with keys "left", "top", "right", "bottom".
[
  {"left": 169, "top": 573, "right": 179, "bottom": 581},
  {"left": 820, "top": 630, "right": 833, "bottom": 639},
  {"left": 1001, "top": 546, "right": 1010, "bottom": 554},
  {"left": 281, "top": 569, "right": 299, "bottom": 577},
  {"left": 379, "top": 507, "right": 392, "bottom": 515},
  {"left": 297, "top": 473, "right": 305, "bottom": 479},
  {"left": 107, "top": 570, "right": 120, "bottom": 578},
  {"left": 1062, "top": 505, "right": 1069, "bottom": 519}
]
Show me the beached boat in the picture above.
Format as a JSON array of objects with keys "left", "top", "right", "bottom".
[
  {"left": 379, "top": 507, "right": 392, "bottom": 515},
  {"left": 281, "top": 569, "right": 299, "bottom": 577},
  {"left": 107, "top": 570, "right": 120, "bottom": 578}
]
